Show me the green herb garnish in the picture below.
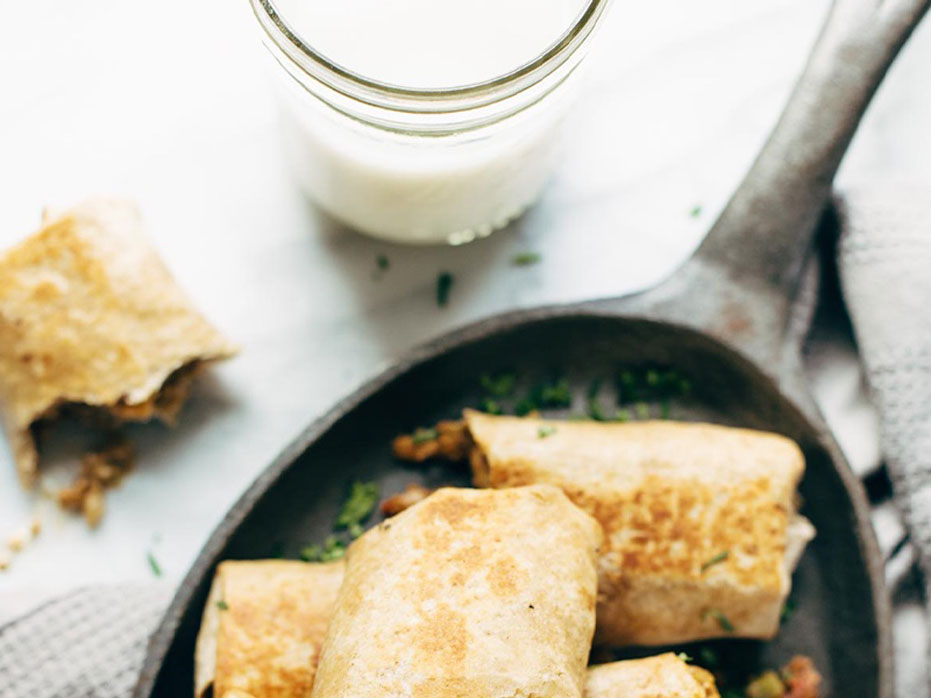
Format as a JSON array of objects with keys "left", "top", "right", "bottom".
[
  {"left": 702, "top": 608, "right": 735, "bottom": 632},
  {"left": 586, "top": 379, "right": 607, "bottom": 421},
  {"left": 514, "top": 397, "right": 538, "bottom": 416},
  {"left": 780, "top": 597, "right": 797, "bottom": 624},
  {"left": 411, "top": 427, "right": 438, "bottom": 444},
  {"left": 436, "top": 272, "right": 454, "bottom": 307},
  {"left": 335, "top": 481, "right": 379, "bottom": 531},
  {"left": 635, "top": 402, "right": 650, "bottom": 419},
  {"left": 537, "top": 425, "right": 557, "bottom": 439},
  {"left": 216, "top": 600, "right": 229, "bottom": 611},
  {"left": 676, "top": 652, "right": 693, "bottom": 663},
  {"left": 376, "top": 254, "right": 390, "bottom": 271},
  {"left": 690, "top": 204, "right": 703, "bottom": 218},
  {"left": 480, "top": 372, "right": 517, "bottom": 397},
  {"left": 614, "top": 408, "right": 630, "bottom": 422},
  {"left": 300, "top": 536, "right": 347, "bottom": 562},
  {"left": 480, "top": 398, "right": 503, "bottom": 415},
  {"left": 701, "top": 550, "right": 730, "bottom": 572},
  {"left": 511, "top": 252, "right": 542, "bottom": 267},
  {"left": 535, "top": 377, "right": 572, "bottom": 408},
  {"left": 146, "top": 551, "right": 162, "bottom": 577},
  {"left": 660, "top": 398, "right": 671, "bottom": 419}
]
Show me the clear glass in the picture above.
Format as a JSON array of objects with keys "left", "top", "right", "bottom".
[{"left": 250, "top": 0, "right": 612, "bottom": 244}]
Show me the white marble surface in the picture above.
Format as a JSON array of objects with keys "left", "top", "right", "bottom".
[{"left": 1, "top": 0, "right": 930, "bottom": 618}]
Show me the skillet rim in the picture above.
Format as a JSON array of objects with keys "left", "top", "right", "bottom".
[{"left": 132, "top": 303, "right": 893, "bottom": 698}]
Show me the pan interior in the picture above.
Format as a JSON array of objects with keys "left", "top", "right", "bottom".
[{"left": 146, "top": 314, "right": 880, "bottom": 697}]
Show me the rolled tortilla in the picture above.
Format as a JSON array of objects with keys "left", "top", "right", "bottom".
[
  {"left": 311, "top": 485, "right": 602, "bottom": 698},
  {"left": 195, "top": 560, "right": 344, "bottom": 698},
  {"left": 195, "top": 563, "right": 722, "bottom": 698},
  {"left": 464, "top": 410, "right": 814, "bottom": 646},
  {"left": 0, "top": 198, "right": 236, "bottom": 487},
  {"left": 586, "top": 654, "right": 719, "bottom": 698}
]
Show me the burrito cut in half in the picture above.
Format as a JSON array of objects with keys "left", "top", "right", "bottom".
[
  {"left": 195, "top": 559, "right": 344, "bottom": 698},
  {"left": 310, "top": 485, "right": 602, "bottom": 698},
  {"left": 460, "top": 410, "right": 815, "bottom": 646},
  {"left": 586, "top": 654, "right": 719, "bottom": 698},
  {"left": 0, "top": 198, "right": 236, "bottom": 487}
]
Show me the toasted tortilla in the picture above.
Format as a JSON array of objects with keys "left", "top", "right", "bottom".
[
  {"left": 195, "top": 559, "right": 345, "bottom": 698},
  {"left": 586, "top": 654, "right": 719, "bottom": 698},
  {"left": 464, "top": 410, "right": 814, "bottom": 646},
  {"left": 0, "top": 198, "right": 236, "bottom": 486},
  {"left": 310, "top": 485, "right": 602, "bottom": 698}
]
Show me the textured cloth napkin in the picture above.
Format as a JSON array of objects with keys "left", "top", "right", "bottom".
[{"left": 0, "top": 188, "right": 928, "bottom": 697}]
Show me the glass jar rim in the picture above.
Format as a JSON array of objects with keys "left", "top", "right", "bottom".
[{"left": 250, "top": 0, "right": 611, "bottom": 113}]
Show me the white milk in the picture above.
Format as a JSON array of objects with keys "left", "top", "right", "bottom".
[
  {"left": 262, "top": 0, "right": 601, "bottom": 244},
  {"left": 273, "top": 0, "right": 586, "bottom": 88}
]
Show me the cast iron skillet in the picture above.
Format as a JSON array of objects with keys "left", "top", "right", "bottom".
[{"left": 135, "top": 1, "right": 930, "bottom": 696}]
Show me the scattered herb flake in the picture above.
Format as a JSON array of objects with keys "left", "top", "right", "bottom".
[
  {"left": 216, "top": 600, "right": 229, "bottom": 611},
  {"left": 146, "top": 551, "right": 162, "bottom": 577},
  {"left": 411, "top": 427, "right": 438, "bottom": 444},
  {"left": 537, "top": 425, "right": 557, "bottom": 439},
  {"left": 376, "top": 254, "right": 390, "bottom": 271},
  {"left": 698, "top": 646, "right": 719, "bottom": 668},
  {"left": 690, "top": 204, "right": 703, "bottom": 218},
  {"left": 703, "top": 608, "right": 735, "bottom": 632},
  {"left": 676, "top": 652, "right": 693, "bottom": 663},
  {"left": 780, "top": 597, "right": 797, "bottom": 624},
  {"left": 511, "top": 252, "right": 542, "bottom": 267},
  {"left": 480, "top": 372, "right": 517, "bottom": 397},
  {"left": 347, "top": 522, "right": 364, "bottom": 539},
  {"left": 635, "top": 402, "right": 650, "bottom": 419},
  {"left": 335, "top": 481, "right": 379, "bottom": 531},
  {"left": 701, "top": 550, "right": 730, "bottom": 572},
  {"left": 586, "top": 379, "right": 607, "bottom": 421},
  {"left": 660, "top": 398, "right": 671, "bottom": 419},
  {"left": 514, "top": 397, "right": 538, "bottom": 416},
  {"left": 480, "top": 398, "right": 503, "bottom": 415},
  {"left": 436, "top": 272, "right": 454, "bottom": 307},
  {"left": 536, "top": 377, "right": 571, "bottom": 408},
  {"left": 300, "top": 536, "right": 346, "bottom": 562},
  {"left": 614, "top": 408, "right": 630, "bottom": 422}
]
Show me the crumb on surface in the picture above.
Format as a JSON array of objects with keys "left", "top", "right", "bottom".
[{"left": 56, "top": 436, "right": 134, "bottom": 528}]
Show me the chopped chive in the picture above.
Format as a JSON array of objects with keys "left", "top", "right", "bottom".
[
  {"left": 535, "top": 377, "right": 571, "bottom": 408},
  {"left": 436, "top": 272, "right": 454, "bottom": 307},
  {"left": 690, "top": 204, "right": 703, "bottom": 218},
  {"left": 511, "top": 252, "right": 542, "bottom": 267},
  {"left": 780, "top": 598, "right": 797, "bottom": 624},
  {"left": 480, "top": 398, "right": 502, "bottom": 415},
  {"left": 411, "top": 427, "right": 438, "bottom": 444},
  {"left": 537, "top": 425, "right": 557, "bottom": 439},
  {"left": 702, "top": 608, "right": 735, "bottom": 632},
  {"left": 480, "top": 372, "right": 517, "bottom": 398},
  {"left": 347, "top": 522, "right": 364, "bottom": 539},
  {"left": 676, "top": 652, "right": 693, "bottom": 663},
  {"left": 514, "top": 397, "right": 538, "bottom": 416},
  {"left": 701, "top": 550, "right": 730, "bottom": 572},
  {"left": 146, "top": 551, "right": 162, "bottom": 577},
  {"left": 336, "top": 481, "right": 379, "bottom": 531},
  {"left": 216, "top": 600, "right": 229, "bottom": 611},
  {"left": 376, "top": 254, "right": 390, "bottom": 271}
]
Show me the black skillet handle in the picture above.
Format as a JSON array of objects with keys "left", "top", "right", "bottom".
[
  {"left": 617, "top": 0, "right": 930, "bottom": 375},
  {"left": 692, "top": 0, "right": 929, "bottom": 295}
]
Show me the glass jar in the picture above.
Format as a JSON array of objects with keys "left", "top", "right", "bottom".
[{"left": 249, "top": 0, "right": 612, "bottom": 245}]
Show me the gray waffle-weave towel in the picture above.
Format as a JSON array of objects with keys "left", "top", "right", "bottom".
[
  {"left": 836, "top": 186, "right": 931, "bottom": 688},
  {"left": 0, "top": 190, "right": 929, "bottom": 696}
]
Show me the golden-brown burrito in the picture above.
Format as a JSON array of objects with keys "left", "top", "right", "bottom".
[
  {"left": 311, "top": 485, "right": 602, "bottom": 698},
  {"left": 463, "top": 410, "right": 814, "bottom": 646},
  {"left": 586, "top": 654, "right": 719, "bottom": 698},
  {"left": 195, "top": 559, "right": 345, "bottom": 698},
  {"left": 0, "top": 198, "right": 236, "bottom": 487}
]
